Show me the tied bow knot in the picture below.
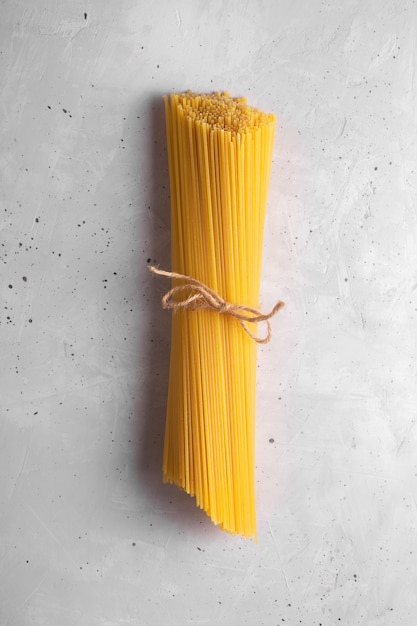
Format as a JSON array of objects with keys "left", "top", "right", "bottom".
[{"left": 148, "top": 265, "right": 284, "bottom": 344}]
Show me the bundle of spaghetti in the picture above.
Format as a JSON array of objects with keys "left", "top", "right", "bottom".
[{"left": 162, "top": 91, "right": 276, "bottom": 539}]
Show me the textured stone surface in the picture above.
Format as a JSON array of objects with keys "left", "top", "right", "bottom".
[{"left": 1, "top": 1, "right": 416, "bottom": 624}]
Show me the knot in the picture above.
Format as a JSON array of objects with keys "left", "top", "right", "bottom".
[{"left": 148, "top": 265, "right": 285, "bottom": 344}]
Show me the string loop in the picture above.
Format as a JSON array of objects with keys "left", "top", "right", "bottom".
[{"left": 149, "top": 265, "right": 284, "bottom": 344}]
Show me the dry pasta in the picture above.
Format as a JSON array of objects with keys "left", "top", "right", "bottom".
[{"left": 160, "top": 91, "right": 277, "bottom": 539}]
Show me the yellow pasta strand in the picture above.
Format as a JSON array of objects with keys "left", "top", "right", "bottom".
[{"left": 162, "top": 91, "right": 276, "bottom": 539}]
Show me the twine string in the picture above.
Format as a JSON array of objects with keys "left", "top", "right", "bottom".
[{"left": 148, "top": 265, "right": 284, "bottom": 344}]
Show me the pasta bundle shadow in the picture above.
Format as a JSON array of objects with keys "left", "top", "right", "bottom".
[{"left": 135, "top": 95, "right": 171, "bottom": 486}]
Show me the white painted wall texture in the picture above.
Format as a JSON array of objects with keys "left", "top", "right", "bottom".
[{"left": 1, "top": 0, "right": 417, "bottom": 624}]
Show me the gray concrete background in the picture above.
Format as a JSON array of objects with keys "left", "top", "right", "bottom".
[{"left": 1, "top": 1, "right": 416, "bottom": 624}]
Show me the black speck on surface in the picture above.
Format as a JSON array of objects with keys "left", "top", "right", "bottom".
[
  {"left": 22, "top": 276, "right": 27, "bottom": 282},
  {"left": 8, "top": 284, "right": 12, "bottom": 289},
  {"left": 84, "top": 12, "right": 87, "bottom": 19},
  {"left": 269, "top": 438, "right": 274, "bottom": 443}
]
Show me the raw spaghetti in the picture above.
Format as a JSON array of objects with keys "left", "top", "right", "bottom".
[{"left": 156, "top": 91, "right": 280, "bottom": 539}]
